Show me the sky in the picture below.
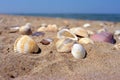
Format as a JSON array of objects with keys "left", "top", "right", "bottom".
[{"left": 0, "top": 0, "right": 119, "bottom": 14}]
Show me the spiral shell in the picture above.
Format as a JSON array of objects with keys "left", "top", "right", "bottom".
[
  {"left": 71, "top": 44, "right": 86, "bottom": 59},
  {"left": 70, "top": 27, "right": 88, "bottom": 38},
  {"left": 56, "top": 38, "right": 75, "bottom": 53},
  {"left": 19, "top": 23, "right": 32, "bottom": 35},
  {"left": 14, "top": 35, "right": 40, "bottom": 53}
]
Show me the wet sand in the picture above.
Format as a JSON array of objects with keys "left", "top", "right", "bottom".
[{"left": 0, "top": 14, "right": 120, "bottom": 80}]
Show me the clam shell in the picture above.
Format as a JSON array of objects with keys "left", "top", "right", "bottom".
[
  {"left": 14, "top": 35, "right": 40, "bottom": 53},
  {"left": 57, "top": 29, "right": 78, "bottom": 41},
  {"left": 19, "top": 23, "right": 32, "bottom": 35},
  {"left": 71, "top": 44, "right": 86, "bottom": 59},
  {"left": 37, "top": 26, "right": 46, "bottom": 32},
  {"left": 56, "top": 38, "right": 75, "bottom": 53},
  {"left": 79, "top": 38, "right": 94, "bottom": 44},
  {"left": 70, "top": 27, "right": 88, "bottom": 38},
  {"left": 46, "top": 24, "right": 58, "bottom": 32}
]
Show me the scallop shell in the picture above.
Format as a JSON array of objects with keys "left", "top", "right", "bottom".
[
  {"left": 14, "top": 35, "right": 40, "bottom": 53},
  {"left": 46, "top": 24, "right": 58, "bottom": 32},
  {"left": 57, "top": 29, "right": 78, "bottom": 41},
  {"left": 79, "top": 38, "right": 94, "bottom": 44},
  {"left": 71, "top": 44, "right": 86, "bottom": 59},
  {"left": 56, "top": 38, "right": 75, "bottom": 53},
  {"left": 37, "top": 26, "right": 46, "bottom": 32},
  {"left": 70, "top": 27, "right": 88, "bottom": 38},
  {"left": 19, "top": 23, "right": 32, "bottom": 35}
]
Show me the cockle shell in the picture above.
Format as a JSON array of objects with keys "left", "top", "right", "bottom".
[
  {"left": 57, "top": 29, "right": 78, "bottom": 41},
  {"left": 46, "top": 24, "right": 58, "bottom": 32},
  {"left": 19, "top": 23, "right": 32, "bottom": 35},
  {"left": 79, "top": 38, "right": 94, "bottom": 44},
  {"left": 56, "top": 38, "right": 75, "bottom": 53},
  {"left": 71, "top": 44, "right": 86, "bottom": 59},
  {"left": 70, "top": 27, "right": 88, "bottom": 38},
  {"left": 37, "top": 26, "right": 47, "bottom": 32},
  {"left": 14, "top": 35, "right": 40, "bottom": 53}
]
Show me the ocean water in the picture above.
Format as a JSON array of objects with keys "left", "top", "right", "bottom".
[{"left": 13, "top": 14, "right": 120, "bottom": 22}]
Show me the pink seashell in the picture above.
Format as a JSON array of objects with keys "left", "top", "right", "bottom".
[{"left": 90, "top": 32, "right": 116, "bottom": 44}]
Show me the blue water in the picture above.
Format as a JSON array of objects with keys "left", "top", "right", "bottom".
[{"left": 13, "top": 13, "right": 120, "bottom": 22}]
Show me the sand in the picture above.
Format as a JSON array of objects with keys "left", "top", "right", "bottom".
[{"left": 0, "top": 14, "right": 120, "bottom": 80}]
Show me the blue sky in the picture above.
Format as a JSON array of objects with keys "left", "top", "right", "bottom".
[{"left": 0, "top": 0, "right": 119, "bottom": 14}]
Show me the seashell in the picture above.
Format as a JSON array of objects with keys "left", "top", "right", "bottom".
[
  {"left": 37, "top": 26, "right": 47, "bottom": 32},
  {"left": 40, "top": 23, "right": 47, "bottom": 27},
  {"left": 83, "top": 23, "right": 91, "bottom": 28},
  {"left": 113, "top": 43, "right": 120, "bottom": 50},
  {"left": 56, "top": 38, "right": 75, "bottom": 53},
  {"left": 114, "top": 30, "right": 120, "bottom": 36},
  {"left": 19, "top": 23, "right": 32, "bottom": 35},
  {"left": 40, "top": 38, "right": 53, "bottom": 45},
  {"left": 46, "top": 24, "right": 58, "bottom": 32},
  {"left": 97, "top": 28, "right": 107, "bottom": 33},
  {"left": 14, "top": 35, "right": 40, "bottom": 53},
  {"left": 87, "top": 30, "right": 94, "bottom": 36},
  {"left": 32, "top": 32, "right": 45, "bottom": 36},
  {"left": 71, "top": 43, "right": 86, "bottom": 59},
  {"left": 57, "top": 29, "right": 78, "bottom": 41},
  {"left": 70, "top": 27, "right": 88, "bottom": 38},
  {"left": 90, "top": 32, "right": 116, "bottom": 44},
  {"left": 79, "top": 38, "right": 94, "bottom": 44},
  {"left": 9, "top": 26, "right": 20, "bottom": 33}
]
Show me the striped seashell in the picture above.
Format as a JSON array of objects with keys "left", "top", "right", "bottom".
[
  {"left": 46, "top": 24, "right": 58, "bottom": 32},
  {"left": 79, "top": 38, "right": 94, "bottom": 44},
  {"left": 70, "top": 27, "right": 88, "bottom": 38},
  {"left": 57, "top": 29, "right": 78, "bottom": 41},
  {"left": 71, "top": 43, "right": 86, "bottom": 59},
  {"left": 14, "top": 35, "right": 40, "bottom": 53},
  {"left": 56, "top": 38, "right": 75, "bottom": 53},
  {"left": 19, "top": 23, "right": 32, "bottom": 35}
]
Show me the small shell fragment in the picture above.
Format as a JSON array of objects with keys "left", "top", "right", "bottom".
[
  {"left": 71, "top": 44, "right": 86, "bottom": 59},
  {"left": 79, "top": 38, "right": 94, "bottom": 44},
  {"left": 46, "top": 24, "right": 58, "bottom": 32},
  {"left": 19, "top": 23, "right": 32, "bottom": 35},
  {"left": 113, "top": 43, "right": 120, "bottom": 50},
  {"left": 32, "top": 32, "right": 45, "bottom": 36},
  {"left": 114, "top": 30, "right": 120, "bottom": 36},
  {"left": 40, "top": 38, "right": 53, "bottom": 45},
  {"left": 9, "top": 26, "right": 20, "bottom": 33},
  {"left": 37, "top": 26, "right": 47, "bottom": 32},
  {"left": 14, "top": 35, "right": 40, "bottom": 53},
  {"left": 56, "top": 38, "right": 75, "bottom": 53},
  {"left": 83, "top": 23, "right": 91, "bottom": 28}
]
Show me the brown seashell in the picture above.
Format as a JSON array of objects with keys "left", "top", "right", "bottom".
[
  {"left": 40, "top": 38, "right": 53, "bottom": 45},
  {"left": 19, "top": 23, "right": 32, "bottom": 35},
  {"left": 14, "top": 35, "right": 40, "bottom": 53},
  {"left": 56, "top": 38, "right": 75, "bottom": 53},
  {"left": 70, "top": 27, "right": 88, "bottom": 38}
]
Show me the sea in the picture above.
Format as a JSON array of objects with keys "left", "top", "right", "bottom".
[{"left": 12, "top": 13, "right": 120, "bottom": 22}]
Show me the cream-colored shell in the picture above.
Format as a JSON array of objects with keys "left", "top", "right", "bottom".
[
  {"left": 56, "top": 38, "right": 75, "bottom": 53},
  {"left": 87, "top": 30, "right": 94, "bottom": 35},
  {"left": 57, "top": 29, "right": 78, "bottom": 41},
  {"left": 79, "top": 38, "right": 94, "bottom": 44},
  {"left": 14, "top": 35, "right": 40, "bottom": 53},
  {"left": 113, "top": 43, "right": 120, "bottom": 50},
  {"left": 46, "top": 24, "right": 58, "bottom": 32},
  {"left": 114, "top": 30, "right": 120, "bottom": 36},
  {"left": 70, "top": 27, "right": 88, "bottom": 37},
  {"left": 37, "top": 26, "right": 46, "bottom": 32},
  {"left": 71, "top": 44, "right": 86, "bottom": 59},
  {"left": 83, "top": 23, "right": 91, "bottom": 28},
  {"left": 19, "top": 23, "right": 32, "bottom": 35}
]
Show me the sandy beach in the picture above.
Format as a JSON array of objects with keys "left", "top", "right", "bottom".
[{"left": 0, "top": 14, "right": 120, "bottom": 80}]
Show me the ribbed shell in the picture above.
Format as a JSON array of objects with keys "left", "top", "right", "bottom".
[{"left": 14, "top": 35, "right": 40, "bottom": 53}]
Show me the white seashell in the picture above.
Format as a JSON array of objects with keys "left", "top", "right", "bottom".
[
  {"left": 83, "top": 23, "right": 91, "bottom": 28},
  {"left": 37, "top": 26, "right": 46, "bottom": 32},
  {"left": 56, "top": 38, "right": 75, "bottom": 53},
  {"left": 114, "top": 30, "right": 120, "bottom": 36},
  {"left": 113, "top": 43, "right": 120, "bottom": 50},
  {"left": 9, "top": 26, "right": 20, "bottom": 33},
  {"left": 57, "top": 29, "right": 78, "bottom": 41},
  {"left": 70, "top": 27, "right": 88, "bottom": 38},
  {"left": 14, "top": 35, "right": 40, "bottom": 53},
  {"left": 46, "top": 24, "right": 58, "bottom": 32},
  {"left": 41, "top": 23, "right": 47, "bottom": 27},
  {"left": 79, "top": 38, "right": 94, "bottom": 44},
  {"left": 19, "top": 23, "right": 32, "bottom": 35},
  {"left": 71, "top": 44, "right": 86, "bottom": 59}
]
